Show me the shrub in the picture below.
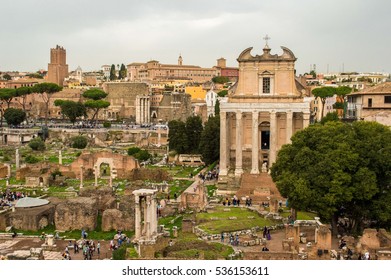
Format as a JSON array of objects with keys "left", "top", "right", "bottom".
[
  {"left": 127, "top": 147, "right": 141, "bottom": 156},
  {"left": 71, "top": 136, "right": 88, "bottom": 149},
  {"left": 134, "top": 150, "right": 152, "bottom": 162},
  {"left": 112, "top": 246, "right": 128, "bottom": 260},
  {"left": 29, "top": 137, "right": 46, "bottom": 151},
  {"left": 51, "top": 169, "right": 62, "bottom": 180},
  {"left": 4, "top": 108, "right": 26, "bottom": 126},
  {"left": 25, "top": 155, "right": 40, "bottom": 164},
  {"left": 103, "top": 121, "right": 111, "bottom": 128}
]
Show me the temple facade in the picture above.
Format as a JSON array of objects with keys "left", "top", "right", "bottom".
[{"left": 219, "top": 40, "right": 311, "bottom": 180}]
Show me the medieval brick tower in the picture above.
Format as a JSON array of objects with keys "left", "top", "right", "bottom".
[{"left": 47, "top": 45, "right": 68, "bottom": 86}]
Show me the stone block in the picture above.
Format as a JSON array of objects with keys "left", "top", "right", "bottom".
[
  {"left": 54, "top": 197, "right": 98, "bottom": 231},
  {"left": 102, "top": 209, "right": 134, "bottom": 231}
]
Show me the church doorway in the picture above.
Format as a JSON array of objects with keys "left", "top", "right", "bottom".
[{"left": 260, "top": 122, "right": 270, "bottom": 150}]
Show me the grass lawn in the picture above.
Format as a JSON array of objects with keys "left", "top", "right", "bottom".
[
  {"left": 206, "top": 184, "right": 217, "bottom": 197},
  {"left": 196, "top": 206, "right": 276, "bottom": 234},
  {"left": 168, "top": 180, "right": 193, "bottom": 197},
  {"left": 162, "top": 232, "right": 235, "bottom": 260},
  {"left": 158, "top": 215, "right": 183, "bottom": 237},
  {"left": 280, "top": 211, "right": 318, "bottom": 220},
  {"left": 145, "top": 165, "right": 204, "bottom": 178},
  {"left": 7, "top": 224, "right": 134, "bottom": 241}
]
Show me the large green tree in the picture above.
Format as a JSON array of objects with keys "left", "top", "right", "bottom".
[
  {"left": 271, "top": 121, "right": 391, "bottom": 234},
  {"left": 0, "top": 88, "right": 16, "bottom": 128},
  {"left": 335, "top": 86, "right": 353, "bottom": 118},
  {"left": 118, "top": 63, "right": 127, "bottom": 80},
  {"left": 168, "top": 120, "right": 188, "bottom": 154},
  {"left": 15, "top": 87, "right": 33, "bottom": 124},
  {"left": 110, "top": 64, "right": 117, "bottom": 81},
  {"left": 31, "top": 83, "right": 62, "bottom": 126},
  {"left": 4, "top": 108, "right": 26, "bottom": 126},
  {"left": 312, "top": 87, "right": 335, "bottom": 119},
  {"left": 54, "top": 100, "right": 86, "bottom": 124},
  {"left": 185, "top": 115, "right": 203, "bottom": 153},
  {"left": 199, "top": 116, "right": 220, "bottom": 165},
  {"left": 0, "top": 88, "right": 16, "bottom": 108},
  {"left": 82, "top": 89, "right": 110, "bottom": 123}
]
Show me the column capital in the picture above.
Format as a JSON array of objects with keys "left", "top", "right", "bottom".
[{"left": 236, "top": 111, "right": 242, "bottom": 119}]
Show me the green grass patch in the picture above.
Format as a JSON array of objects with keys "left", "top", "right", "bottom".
[
  {"left": 127, "top": 246, "right": 139, "bottom": 259},
  {"left": 6, "top": 225, "right": 133, "bottom": 241},
  {"left": 206, "top": 185, "right": 217, "bottom": 197},
  {"left": 280, "top": 211, "right": 317, "bottom": 220},
  {"left": 197, "top": 206, "right": 276, "bottom": 234},
  {"left": 159, "top": 215, "right": 183, "bottom": 237},
  {"left": 168, "top": 180, "right": 193, "bottom": 197},
  {"left": 163, "top": 233, "right": 234, "bottom": 260}
]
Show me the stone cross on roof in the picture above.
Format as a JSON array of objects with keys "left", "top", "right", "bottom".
[{"left": 263, "top": 34, "right": 271, "bottom": 48}]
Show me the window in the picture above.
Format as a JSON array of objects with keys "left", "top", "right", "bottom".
[
  {"left": 263, "top": 77, "right": 270, "bottom": 93},
  {"left": 385, "top": 96, "right": 391, "bottom": 103},
  {"left": 368, "top": 98, "right": 372, "bottom": 108}
]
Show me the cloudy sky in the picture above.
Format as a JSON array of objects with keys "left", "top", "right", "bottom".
[{"left": 1, "top": 0, "right": 390, "bottom": 75}]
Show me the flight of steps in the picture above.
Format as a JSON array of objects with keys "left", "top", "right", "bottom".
[{"left": 236, "top": 172, "right": 281, "bottom": 204}]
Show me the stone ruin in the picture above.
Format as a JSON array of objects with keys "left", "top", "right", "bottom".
[
  {"left": 132, "top": 189, "right": 164, "bottom": 258},
  {"left": 284, "top": 218, "right": 332, "bottom": 259},
  {"left": 179, "top": 183, "right": 208, "bottom": 212},
  {"left": 337, "top": 228, "right": 391, "bottom": 260}
]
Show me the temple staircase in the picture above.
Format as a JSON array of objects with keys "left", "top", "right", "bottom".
[{"left": 236, "top": 172, "right": 282, "bottom": 205}]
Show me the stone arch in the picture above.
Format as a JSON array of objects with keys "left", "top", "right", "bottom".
[
  {"left": 93, "top": 157, "right": 117, "bottom": 179},
  {"left": 151, "top": 111, "right": 157, "bottom": 119}
]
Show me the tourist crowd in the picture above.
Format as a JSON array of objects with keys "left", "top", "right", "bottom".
[{"left": 0, "top": 191, "right": 25, "bottom": 207}]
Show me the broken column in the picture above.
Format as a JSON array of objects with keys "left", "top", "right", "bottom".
[
  {"left": 59, "top": 150, "right": 62, "bottom": 165},
  {"left": 80, "top": 165, "right": 84, "bottom": 189},
  {"left": 15, "top": 148, "right": 20, "bottom": 169}
]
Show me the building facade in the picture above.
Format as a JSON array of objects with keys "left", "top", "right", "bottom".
[
  {"left": 127, "top": 56, "right": 220, "bottom": 83},
  {"left": 47, "top": 45, "right": 69, "bottom": 86},
  {"left": 219, "top": 42, "right": 310, "bottom": 179},
  {"left": 347, "top": 82, "right": 391, "bottom": 126}
]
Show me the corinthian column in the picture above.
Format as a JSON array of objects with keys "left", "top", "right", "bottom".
[
  {"left": 286, "top": 111, "right": 293, "bottom": 144},
  {"left": 303, "top": 112, "right": 310, "bottom": 128},
  {"left": 235, "top": 111, "right": 243, "bottom": 177},
  {"left": 134, "top": 196, "right": 141, "bottom": 239},
  {"left": 269, "top": 111, "right": 277, "bottom": 166},
  {"left": 251, "top": 111, "right": 259, "bottom": 174},
  {"left": 219, "top": 111, "right": 228, "bottom": 176}
]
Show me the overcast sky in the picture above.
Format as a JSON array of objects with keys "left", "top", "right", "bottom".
[{"left": 1, "top": 0, "right": 390, "bottom": 75}]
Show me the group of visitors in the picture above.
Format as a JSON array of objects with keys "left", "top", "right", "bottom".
[
  {"left": 110, "top": 230, "right": 130, "bottom": 251},
  {"left": 222, "top": 196, "right": 241, "bottom": 206},
  {"left": 0, "top": 191, "right": 25, "bottom": 207},
  {"left": 198, "top": 170, "right": 218, "bottom": 182},
  {"left": 221, "top": 232, "right": 240, "bottom": 246}
]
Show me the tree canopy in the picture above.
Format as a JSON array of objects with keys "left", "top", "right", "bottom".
[
  {"left": 82, "top": 89, "right": 110, "bottom": 122},
  {"left": 110, "top": 64, "right": 117, "bottom": 81},
  {"left": 118, "top": 63, "right": 127, "bottom": 80},
  {"left": 270, "top": 121, "right": 391, "bottom": 234},
  {"left": 54, "top": 100, "right": 86, "bottom": 124},
  {"left": 185, "top": 116, "right": 203, "bottom": 153},
  {"left": 312, "top": 87, "right": 335, "bottom": 119},
  {"left": 199, "top": 116, "right": 220, "bottom": 165},
  {"left": 0, "top": 88, "right": 16, "bottom": 108},
  {"left": 4, "top": 108, "right": 26, "bottom": 126},
  {"left": 168, "top": 120, "right": 188, "bottom": 154},
  {"left": 31, "top": 82, "right": 62, "bottom": 126},
  {"left": 82, "top": 89, "right": 108, "bottom": 100},
  {"left": 212, "top": 76, "right": 229, "bottom": 84}
]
